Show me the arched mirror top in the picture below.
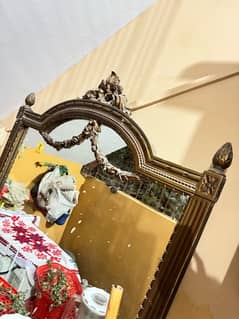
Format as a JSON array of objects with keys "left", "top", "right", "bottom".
[
  {"left": 22, "top": 98, "right": 201, "bottom": 191},
  {"left": 21, "top": 96, "right": 232, "bottom": 194}
]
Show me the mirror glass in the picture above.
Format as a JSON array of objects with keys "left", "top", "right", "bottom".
[{"left": 2, "top": 120, "right": 190, "bottom": 318}]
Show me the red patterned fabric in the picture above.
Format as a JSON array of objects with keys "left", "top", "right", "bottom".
[
  {"left": 31, "top": 263, "right": 82, "bottom": 319},
  {"left": 0, "top": 215, "right": 76, "bottom": 269}
]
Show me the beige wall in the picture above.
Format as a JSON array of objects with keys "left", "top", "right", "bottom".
[{"left": 1, "top": 0, "right": 239, "bottom": 318}]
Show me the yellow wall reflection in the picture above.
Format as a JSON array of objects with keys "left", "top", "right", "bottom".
[{"left": 61, "top": 177, "right": 176, "bottom": 318}]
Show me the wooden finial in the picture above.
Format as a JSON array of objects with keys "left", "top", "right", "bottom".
[
  {"left": 25, "top": 92, "right": 35, "bottom": 107},
  {"left": 212, "top": 142, "right": 233, "bottom": 171}
]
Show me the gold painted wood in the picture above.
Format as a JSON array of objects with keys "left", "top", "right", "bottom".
[{"left": 138, "top": 196, "right": 213, "bottom": 318}]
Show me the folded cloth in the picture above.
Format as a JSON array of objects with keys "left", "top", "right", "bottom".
[{"left": 36, "top": 166, "right": 79, "bottom": 224}]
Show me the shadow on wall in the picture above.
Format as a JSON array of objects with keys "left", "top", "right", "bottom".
[
  {"left": 161, "top": 61, "right": 239, "bottom": 172},
  {"left": 130, "top": 0, "right": 182, "bottom": 97},
  {"left": 165, "top": 61, "right": 239, "bottom": 97},
  {"left": 156, "top": 62, "right": 239, "bottom": 319},
  {"left": 169, "top": 248, "right": 239, "bottom": 319},
  {"left": 178, "top": 61, "right": 239, "bottom": 81}
]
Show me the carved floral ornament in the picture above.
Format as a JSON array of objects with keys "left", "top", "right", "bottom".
[
  {"left": 197, "top": 142, "right": 233, "bottom": 201},
  {"left": 40, "top": 72, "right": 137, "bottom": 182},
  {"left": 197, "top": 172, "right": 222, "bottom": 202},
  {"left": 82, "top": 71, "right": 131, "bottom": 115},
  {"left": 199, "top": 174, "right": 219, "bottom": 195}
]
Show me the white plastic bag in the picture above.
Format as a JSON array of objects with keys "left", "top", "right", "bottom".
[{"left": 36, "top": 166, "right": 79, "bottom": 224}]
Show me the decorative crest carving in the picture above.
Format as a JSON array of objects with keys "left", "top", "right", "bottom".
[
  {"left": 212, "top": 142, "right": 233, "bottom": 171},
  {"left": 39, "top": 73, "right": 139, "bottom": 182},
  {"left": 82, "top": 71, "right": 131, "bottom": 115}
]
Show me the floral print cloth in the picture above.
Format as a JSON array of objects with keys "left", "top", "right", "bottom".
[
  {"left": 0, "top": 207, "right": 40, "bottom": 225},
  {"left": 0, "top": 215, "right": 76, "bottom": 269}
]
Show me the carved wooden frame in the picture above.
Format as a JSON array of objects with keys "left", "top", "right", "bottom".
[{"left": 0, "top": 95, "right": 233, "bottom": 319}]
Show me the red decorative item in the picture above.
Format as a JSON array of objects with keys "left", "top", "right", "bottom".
[
  {"left": 0, "top": 185, "right": 8, "bottom": 198},
  {"left": 60, "top": 295, "right": 81, "bottom": 319},
  {"left": 0, "top": 277, "right": 18, "bottom": 315},
  {"left": 32, "top": 263, "right": 82, "bottom": 319}
]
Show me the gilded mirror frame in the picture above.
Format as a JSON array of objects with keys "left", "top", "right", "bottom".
[{"left": 0, "top": 94, "right": 233, "bottom": 319}]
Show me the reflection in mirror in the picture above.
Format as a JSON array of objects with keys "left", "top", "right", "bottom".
[
  {"left": 2, "top": 120, "right": 186, "bottom": 318},
  {"left": 82, "top": 147, "right": 190, "bottom": 221},
  {"left": 26, "top": 120, "right": 126, "bottom": 165}
]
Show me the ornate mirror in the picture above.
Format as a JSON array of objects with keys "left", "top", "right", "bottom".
[{"left": 0, "top": 72, "right": 233, "bottom": 318}]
